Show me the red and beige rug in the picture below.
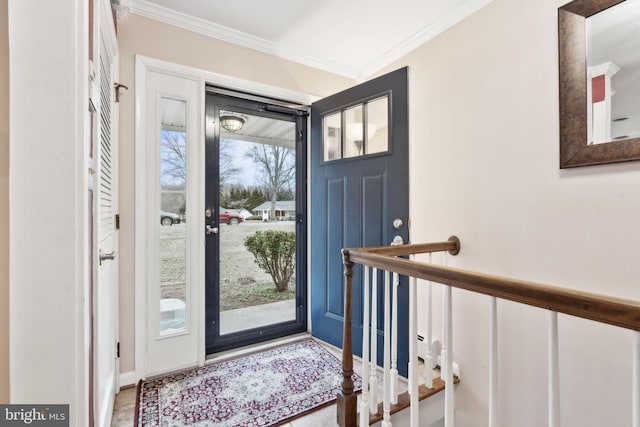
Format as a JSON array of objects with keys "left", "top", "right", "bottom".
[{"left": 135, "top": 339, "right": 361, "bottom": 427}]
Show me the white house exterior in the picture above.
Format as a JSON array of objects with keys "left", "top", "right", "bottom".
[{"left": 252, "top": 200, "right": 296, "bottom": 221}]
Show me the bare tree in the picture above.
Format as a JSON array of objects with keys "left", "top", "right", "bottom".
[
  {"left": 249, "top": 144, "right": 295, "bottom": 220},
  {"left": 160, "top": 132, "right": 240, "bottom": 188},
  {"left": 161, "top": 131, "right": 187, "bottom": 185},
  {"left": 219, "top": 139, "right": 240, "bottom": 185}
]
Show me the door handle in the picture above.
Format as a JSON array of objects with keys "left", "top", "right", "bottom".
[
  {"left": 391, "top": 235, "right": 404, "bottom": 246},
  {"left": 206, "top": 225, "right": 219, "bottom": 235},
  {"left": 99, "top": 249, "right": 116, "bottom": 265}
]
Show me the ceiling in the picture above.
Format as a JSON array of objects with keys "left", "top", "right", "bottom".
[
  {"left": 126, "top": 0, "right": 493, "bottom": 80},
  {"left": 219, "top": 111, "right": 296, "bottom": 149},
  {"left": 142, "top": 0, "right": 640, "bottom": 142}
]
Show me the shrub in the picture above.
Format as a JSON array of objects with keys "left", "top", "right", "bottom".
[{"left": 244, "top": 230, "right": 296, "bottom": 292}]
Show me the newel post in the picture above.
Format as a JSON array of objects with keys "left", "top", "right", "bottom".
[{"left": 337, "top": 249, "right": 357, "bottom": 427}]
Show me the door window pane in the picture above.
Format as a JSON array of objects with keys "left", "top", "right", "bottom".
[
  {"left": 323, "top": 112, "right": 342, "bottom": 161},
  {"left": 322, "top": 95, "right": 389, "bottom": 161},
  {"left": 366, "top": 96, "right": 388, "bottom": 154},
  {"left": 218, "top": 112, "right": 297, "bottom": 335},
  {"left": 159, "top": 97, "right": 187, "bottom": 335},
  {"left": 344, "top": 105, "right": 364, "bottom": 158}
]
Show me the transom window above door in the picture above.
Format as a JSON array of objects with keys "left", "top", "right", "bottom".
[{"left": 322, "top": 95, "right": 389, "bottom": 162}]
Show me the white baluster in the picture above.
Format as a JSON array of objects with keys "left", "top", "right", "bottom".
[
  {"left": 489, "top": 296, "right": 498, "bottom": 427},
  {"left": 360, "top": 266, "right": 371, "bottom": 427},
  {"left": 548, "top": 311, "right": 560, "bottom": 427},
  {"left": 443, "top": 253, "right": 454, "bottom": 427},
  {"left": 391, "top": 271, "right": 399, "bottom": 404},
  {"left": 408, "top": 256, "right": 419, "bottom": 427},
  {"left": 425, "top": 252, "right": 434, "bottom": 389},
  {"left": 382, "top": 271, "right": 392, "bottom": 427},
  {"left": 370, "top": 268, "right": 379, "bottom": 414},
  {"left": 441, "top": 253, "right": 448, "bottom": 381},
  {"left": 634, "top": 331, "right": 640, "bottom": 427}
]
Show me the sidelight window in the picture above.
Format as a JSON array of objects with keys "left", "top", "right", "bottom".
[{"left": 158, "top": 97, "right": 188, "bottom": 335}]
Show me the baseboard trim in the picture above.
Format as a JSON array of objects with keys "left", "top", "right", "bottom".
[
  {"left": 119, "top": 371, "right": 136, "bottom": 388},
  {"left": 97, "top": 374, "right": 116, "bottom": 427}
]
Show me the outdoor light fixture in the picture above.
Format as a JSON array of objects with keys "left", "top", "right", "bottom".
[{"left": 219, "top": 115, "right": 245, "bottom": 133}]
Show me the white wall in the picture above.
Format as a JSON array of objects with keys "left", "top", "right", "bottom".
[
  {"left": 383, "top": 0, "right": 640, "bottom": 425},
  {"left": 0, "top": 0, "right": 10, "bottom": 403},
  {"left": 9, "top": 1, "right": 89, "bottom": 425}
]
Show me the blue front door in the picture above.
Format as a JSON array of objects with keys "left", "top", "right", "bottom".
[{"left": 310, "top": 68, "right": 409, "bottom": 375}]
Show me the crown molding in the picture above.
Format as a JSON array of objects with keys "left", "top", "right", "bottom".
[
  {"left": 358, "top": 0, "right": 493, "bottom": 80},
  {"left": 129, "top": 0, "right": 493, "bottom": 81},
  {"left": 111, "top": 0, "right": 130, "bottom": 21},
  {"left": 129, "top": 0, "right": 360, "bottom": 79}
]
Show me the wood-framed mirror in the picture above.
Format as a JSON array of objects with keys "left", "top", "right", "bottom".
[{"left": 559, "top": 0, "right": 640, "bottom": 168}]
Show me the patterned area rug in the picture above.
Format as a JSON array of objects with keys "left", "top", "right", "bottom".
[{"left": 135, "top": 339, "right": 361, "bottom": 427}]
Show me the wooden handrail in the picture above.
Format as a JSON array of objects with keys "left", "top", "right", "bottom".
[
  {"left": 344, "top": 241, "right": 640, "bottom": 332},
  {"left": 337, "top": 235, "right": 640, "bottom": 427},
  {"left": 352, "top": 235, "right": 461, "bottom": 257}
]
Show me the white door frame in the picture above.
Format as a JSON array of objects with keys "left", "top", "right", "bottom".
[{"left": 134, "top": 56, "right": 314, "bottom": 380}]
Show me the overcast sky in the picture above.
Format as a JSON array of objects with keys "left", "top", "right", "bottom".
[{"left": 223, "top": 138, "right": 262, "bottom": 187}]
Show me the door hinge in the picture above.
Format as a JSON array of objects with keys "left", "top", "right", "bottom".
[
  {"left": 115, "top": 213, "right": 120, "bottom": 230},
  {"left": 116, "top": 342, "right": 120, "bottom": 358}
]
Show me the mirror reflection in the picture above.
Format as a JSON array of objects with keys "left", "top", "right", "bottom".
[{"left": 586, "top": 0, "right": 640, "bottom": 144}]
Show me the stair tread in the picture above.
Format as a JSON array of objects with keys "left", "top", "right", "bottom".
[{"left": 368, "top": 375, "right": 460, "bottom": 425}]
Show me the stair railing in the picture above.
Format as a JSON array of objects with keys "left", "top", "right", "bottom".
[{"left": 337, "top": 236, "right": 640, "bottom": 427}]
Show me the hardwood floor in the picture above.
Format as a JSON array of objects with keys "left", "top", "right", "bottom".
[{"left": 110, "top": 386, "right": 136, "bottom": 427}]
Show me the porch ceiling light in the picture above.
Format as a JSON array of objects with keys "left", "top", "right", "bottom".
[{"left": 220, "top": 115, "right": 245, "bottom": 133}]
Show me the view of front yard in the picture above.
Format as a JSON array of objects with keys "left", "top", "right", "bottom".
[{"left": 159, "top": 220, "right": 296, "bottom": 311}]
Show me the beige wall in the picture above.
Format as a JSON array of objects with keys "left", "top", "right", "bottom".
[
  {"left": 0, "top": 0, "right": 9, "bottom": 403},
  {"left": 383, "top": 0, "right": 640, "bottom": 425},
  {"left": 116, "top": 14, "right": 354, "bottom": 373}
]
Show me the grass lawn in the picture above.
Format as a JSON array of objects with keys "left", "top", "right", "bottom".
[{"left": 159, "top": 221, "right": 296, "bottom": 311}]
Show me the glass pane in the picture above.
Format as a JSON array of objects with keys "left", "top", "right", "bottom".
[
  {"left": 218, "top": 112, "right": 297, "bottom": 335},
  {"left": 323, "top": 112, "right": 342, "bottom": 161},
  {"left": 159, "top": 97, "right": 187, "bottom": 335},
  {"left": 344, "top": 105, "right": 364, "bottom": 158},
  {"left": 160, "top": 133, "right": 186, "bottom": 191},
  {"left": 366, "top": 96, "right": 389, "bottom": 154}
]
